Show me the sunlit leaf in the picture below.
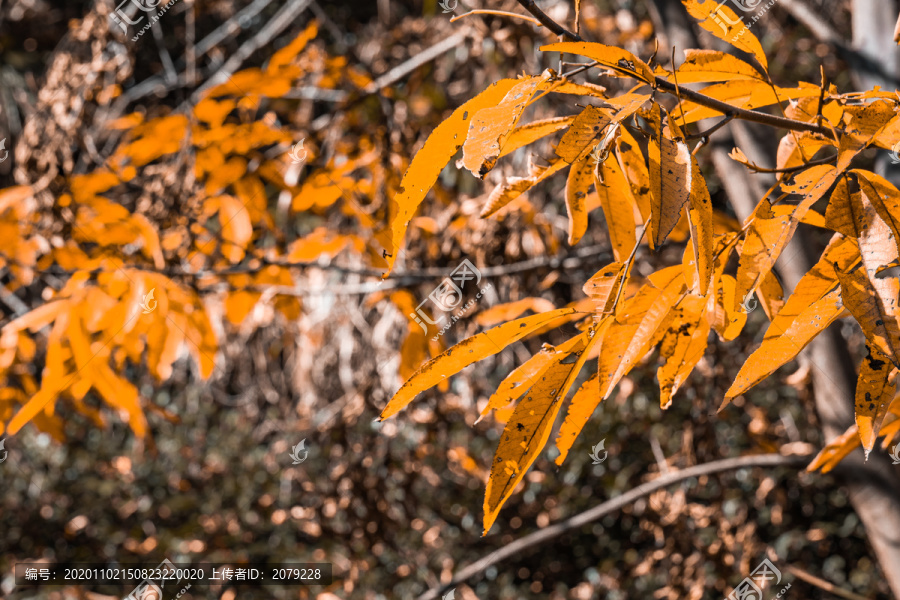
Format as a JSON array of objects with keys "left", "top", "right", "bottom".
[
  {"left": 380, "top": 308, "right": 584, "bottom": 420},
  {"left": 384, "top": 79, "right": 519, "bottom": 273}
]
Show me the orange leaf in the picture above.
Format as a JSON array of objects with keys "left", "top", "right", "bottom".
[
  {"left": 384, "top": 79, "right": 520, "bottom": 273},
  {"left": 379, "top": 307, "right": 584, "bottom": 420},
  {"left": 594, "top": 154, "right": 637, "bottom": 260},
  {"left": 854, "top": 348, "right": 897, "bottom": 453},
  {"left": 540, "top": 42, "right": 656, "bottom": 84},
  {"left": 725, "top": 288, "right": 843, "bottom": 402},
  {"left": 484, "top": 330, "right": 598, "bottom": 534},
  {"left": 462, "top": 71, "right": 555, "bottom": 178},
  {"left": 475, "top": 298, "right": 556, "bottom": 327},
  {"left": 682, "top": 0, "right": 768, "bottom": 69},
  {"left": 734, "top": 165, "right": 839, "bottom": 309}
]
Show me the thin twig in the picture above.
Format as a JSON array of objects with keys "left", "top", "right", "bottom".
[
  {"left": 194, "top": 0, "right": 278, "bottom": 57},
  {"left": 1, "top": 245, "right": 613, "bottom": 296},
  {"left": 514, "top": 0, "right": 836, "bottom": 138},
  {"left": 363, "top": 30, "right": 469, "bottom": 94},
  {"left": 515, "top": 0, "right": 582, "bottom": 41},
  {"left": 416, "top": 453, "right": 812, "bottom": 600},
  {"left": 685, "top": 114, "right": 736, "bottom": 141},
  {"left": 656, "top": 78, "right": 834, "bottom": 137},
  {"left": 450, "top": 9, "right": 540, "bottom": 26},
  {"left": 781, "top": 563, "right": 870, "bottom": 600},
  {"left": 734, "top": 152, "right": 837, "bottom": 174}
]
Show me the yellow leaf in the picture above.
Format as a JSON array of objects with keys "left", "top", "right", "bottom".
[
  {"left": 854, "top": 348, "right": 897, "bottom": 453},
  {"left": 3, "top": 300, "right": 67, "bottom": 334},
  {"left": 88, "top": 360, "right": 147, "bottom": 437},
  {"left": 594, "top": 156, "right": 637, "bottom": 260},
  {"left": 669, "top": 49, "right": 765, "bottom": 83},
  {"left": 117, "top": 115, "right": 189, "bottom": 167},
  {"left": 216, "top": 195, "right": 253, "bottom": 263},
  {"left": 206, "top": 156, "right": 248, "bottom": 195},
  {"left": 682, "top": 0, "right": 768, "bottom": 70},
  {"left": 385, "top": 79, "right": 520, "bottom": 273},
  {"left": 480, "top": 158, "right": 567, "bottom": 218},
  {"left": 837, "top": 263, "right": 900, "bottom": 366},
  {"left": 837, "top": 100, "right": 897, "bottom": 171},
  {"left": 776, "top": 132, "right": 831, "bottom": 178},
  {"left": 734, "top": 165, "right": 839, "bottom": 309},
  {"left": 565, "top": 156, "right": 594, "bottom": 245},
  {"left": 484, "top": 330, "right": 598, "bottom": 534},
  {"left": 193, "top": 98, "right": 236, "bottom": 128},
  {"left": 379, "top": 307, "right": 584, "bottom": 420},
  {"left": 475, "top": 298, "right": 556, "bottom": 327},
  {"left": 555, "top": 105, "right": 613, "bottom": 164},
  {"left": 756, "top": 270, "right": 785, "bottom": 322},
  {"left": 854, "top": 170, "right": 900, "bottom": 253},
  {"left": 764, "top": 233, "right": 858, "bottom": 341},
  {"left": 807, "top": 424, "right": 860, "bottom": 474},
  {"left": 462, "top": 71, "right": 555, "bottom": 177},
  {"left": 554, "top": 317, "right": 620, "bottom": 464},
  {"left": 598, "top": 266, "right": 686, "bottom": 398},
  {"left": 725, "top": 288, "right": 844, "bottom": 402},
  {"left": 8, "top": 385, "right": 60, "bottom": 435},
  {"left": 548, "top": 80, "right": 608, "bottom": 98},
  {"left": 712, "top": 274, "right": 747, "bottom": 341},
  {"left": 131, "top": 213, "right": 165, "bottom": 269},
  {"left": 70, "top": 170, "right": 121, "bottom": 204},
  {"left": 267, "top": 21, "right": 318, "bottom": 72},
  {"left": 287, "top": 227, "right": 363, "bottom": 262},
  {"left": 499, "top": 116, "right": 577, "bottom": 159},
  {"left": 147, "top": 312, "right": 185, "bottom": 381},
  {"left": 184, "top": 305, "right": 218, "bottom": 379},
  {"left": 615, "top": 126, "right": 652, "bottom": 233},
  {"left": 648, "top": 105, "right": 692, "bottom": 247},
  {"left": 554, "top": 372, "right": 601, "bottom": 465},
  {"left": 686, "top": 157, "right": 713, "bottom": 295},
  {"left": 583, "top": 261, "right": 626, "bottom": 319},
  {"left": 540, "top": 42, "right": 656, "bottom": 84},
  {"left": 478, "top": 334, "right": 584, "bottom": 422},
  {"left": 657, "top": 296, "right": 711, "bottom": 408}
]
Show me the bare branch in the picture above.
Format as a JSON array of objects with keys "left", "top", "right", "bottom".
[{"left": 417, "top": 453, "right": 811, "bottom": 600}]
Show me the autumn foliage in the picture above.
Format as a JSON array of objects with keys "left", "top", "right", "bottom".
[
  {"left": 376, "top": 0, "right": 900, "bottom": 533},
  {"left": 2, "top": 0, "right": 900, "bottom": 540}
]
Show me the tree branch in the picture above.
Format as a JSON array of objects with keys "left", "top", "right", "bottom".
[
  {"left": 515, "top": 0, "right": 583, "bottom": 42},
  {"left": 417, "top": 453, "right": 811, "bottom": 600},
  {"left": 516, "top": 0, "right": 835, "bottom": 138}
]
